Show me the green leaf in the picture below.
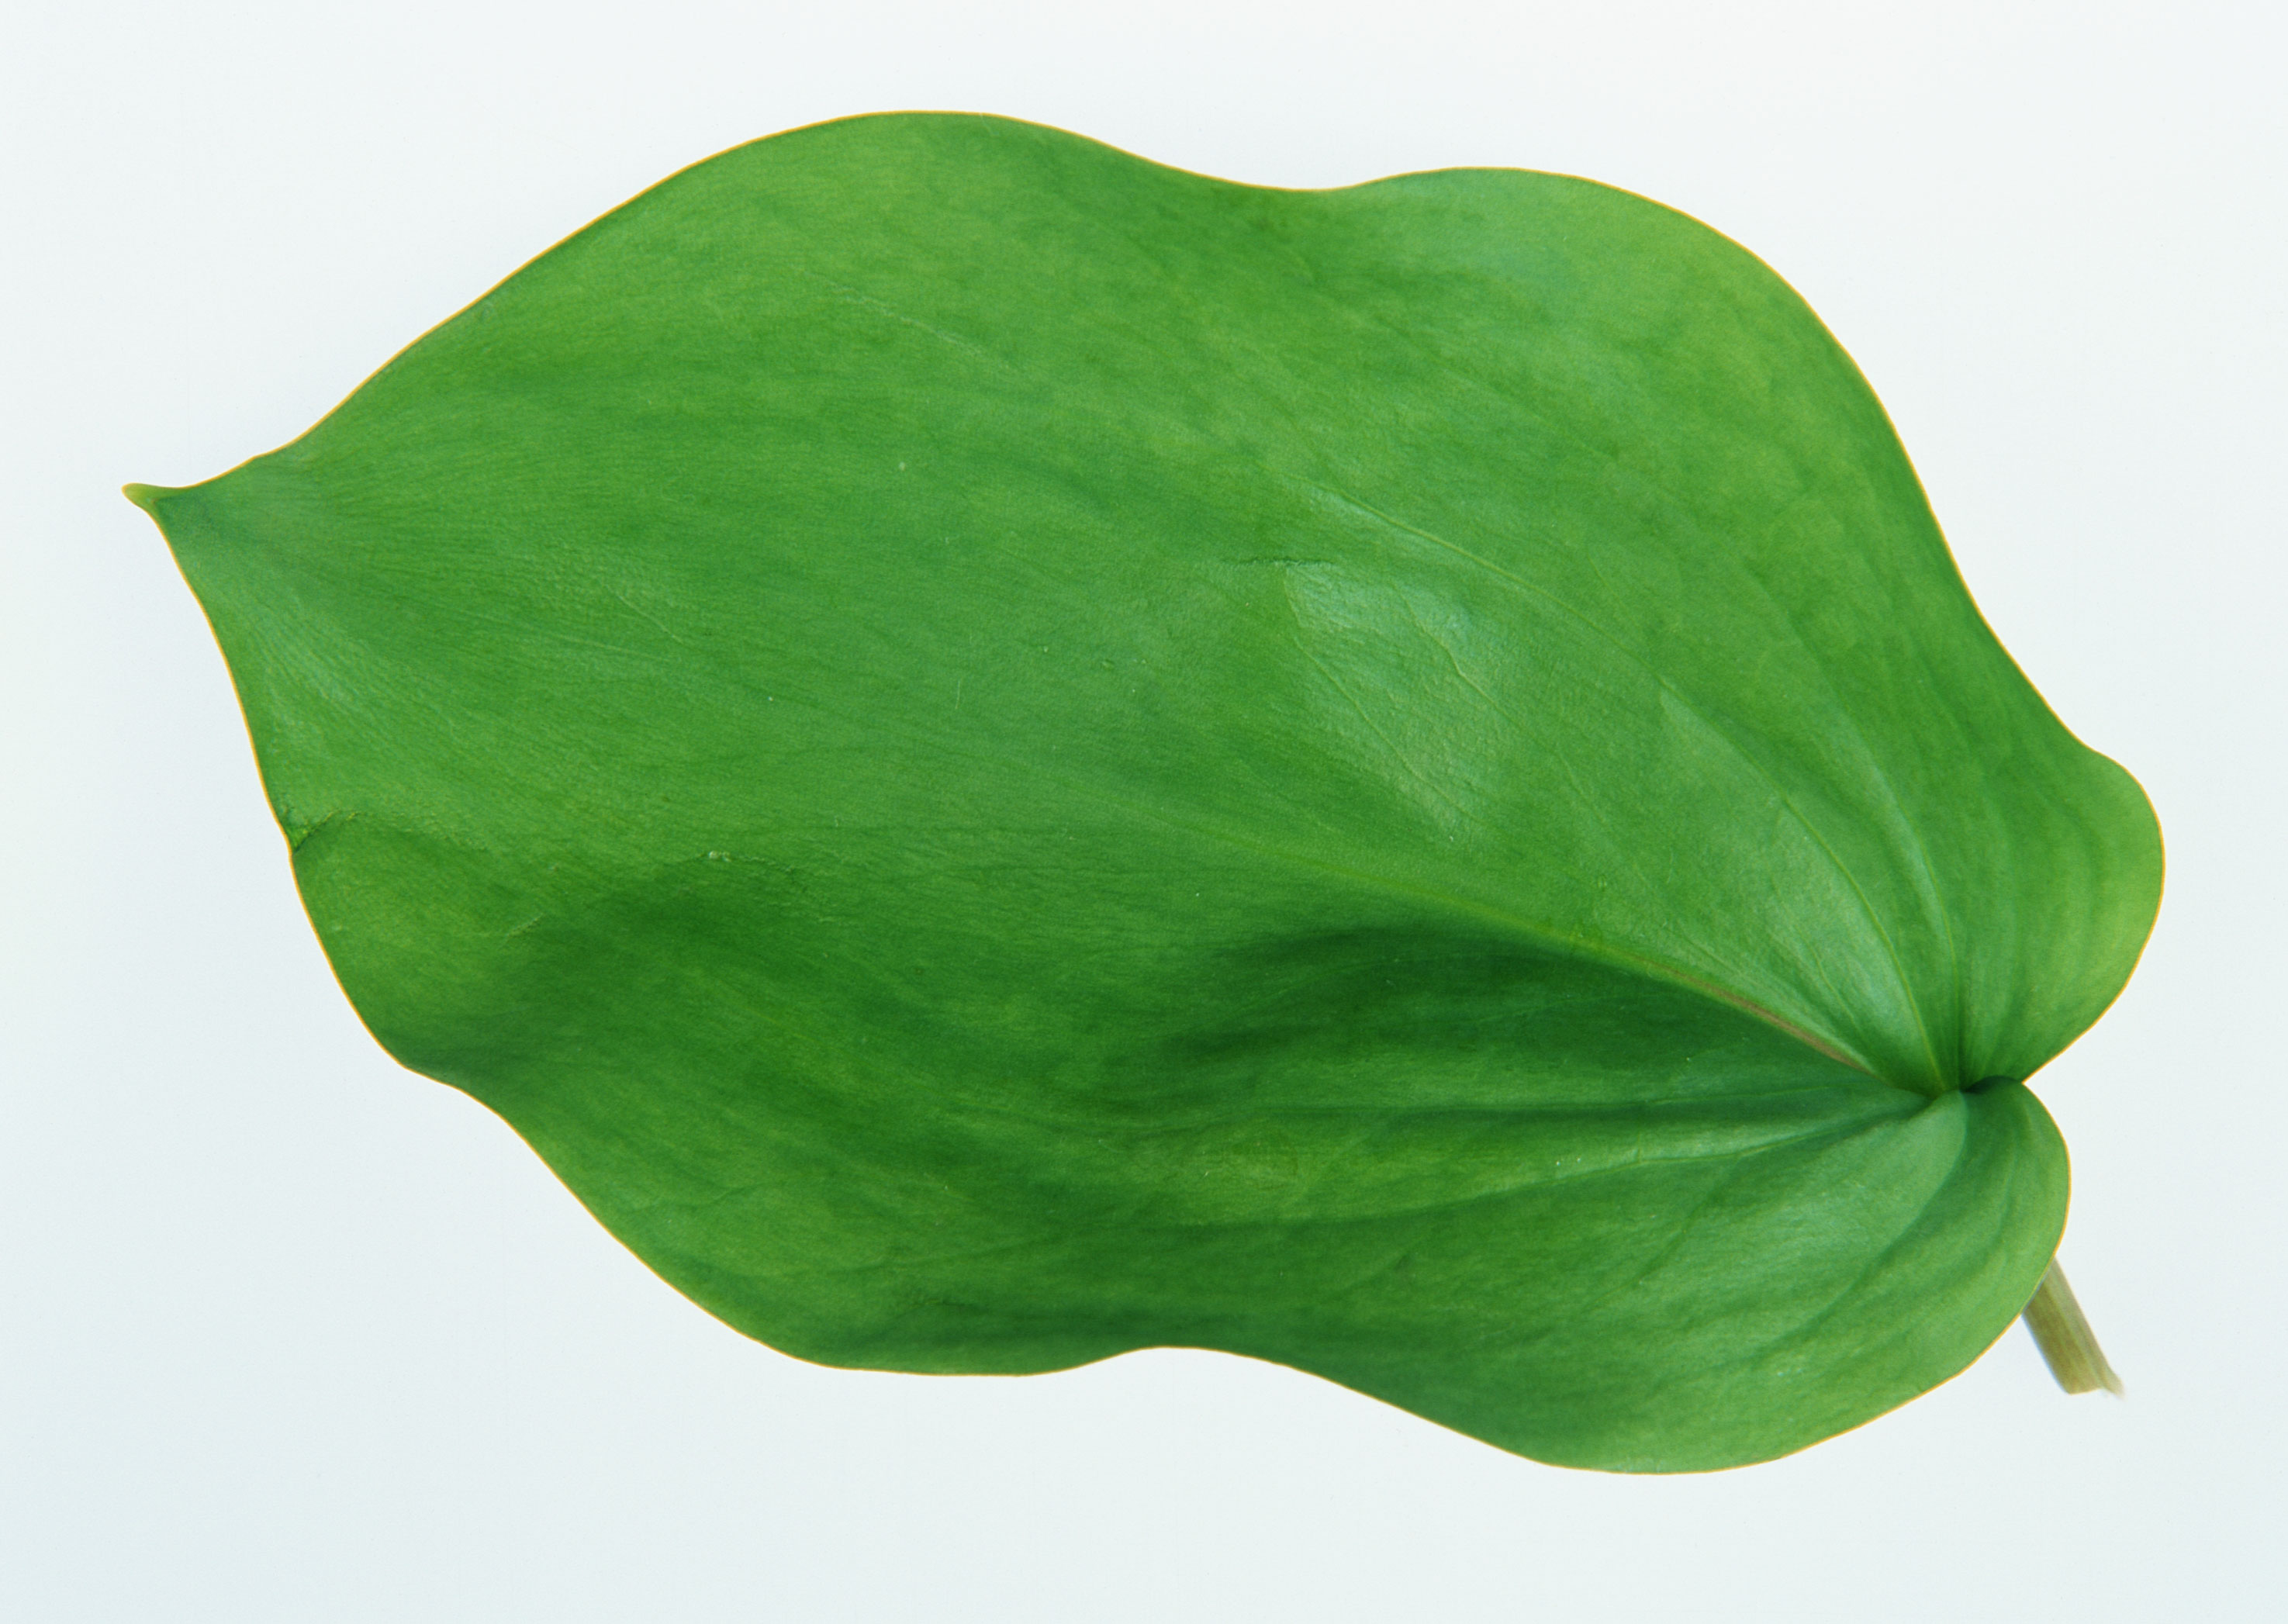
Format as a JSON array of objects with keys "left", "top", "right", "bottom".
[{"left": 128, "top": 112, "right": 2161, "bottom": 1471}]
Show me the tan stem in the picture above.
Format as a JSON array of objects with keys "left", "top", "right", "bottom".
[{"left": 2021, "top": 1259, "right": 2124, "bottom": 1397}]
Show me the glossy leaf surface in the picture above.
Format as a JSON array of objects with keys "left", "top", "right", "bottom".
[{"left": 130, "top": 113, "right": 2161, "bottom": 1470}]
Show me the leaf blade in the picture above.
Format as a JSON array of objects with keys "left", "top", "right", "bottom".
[{"left": 133, "top": 112, "right": 2157, "bottom": 1469}]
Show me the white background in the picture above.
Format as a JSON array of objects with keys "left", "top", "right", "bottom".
[{"left": 5, "top": 2, "right": 2282, "bottom": 1619}]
